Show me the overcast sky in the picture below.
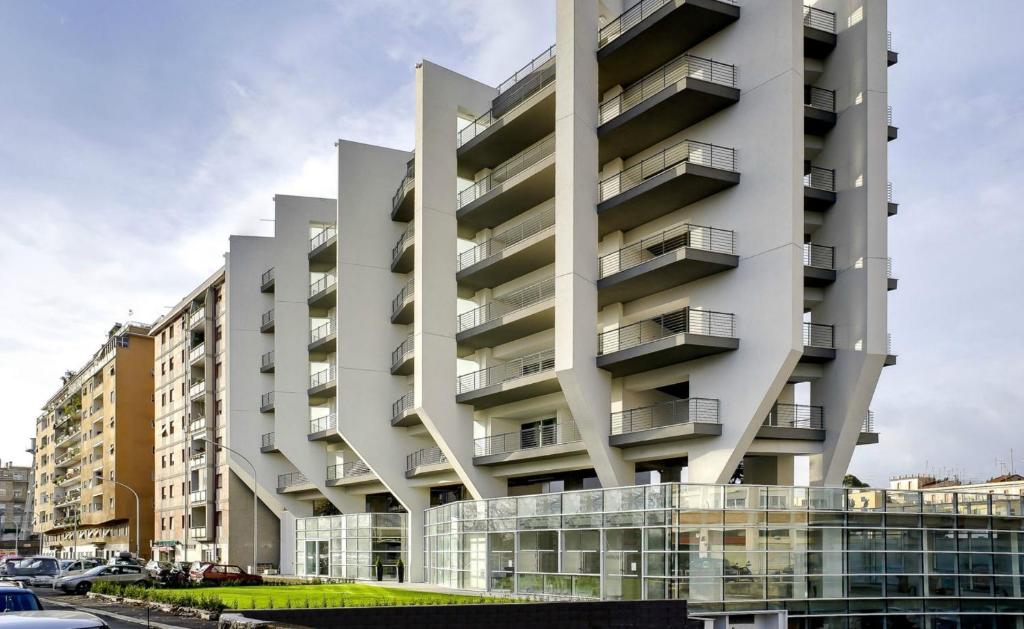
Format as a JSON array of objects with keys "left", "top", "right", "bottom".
[{"left": 1, "top": 1, "right": 1021, "bottom": 487}]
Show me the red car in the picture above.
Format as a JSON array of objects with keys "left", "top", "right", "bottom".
[{"left": 189, "top": 563, "right": 263, "bottom": 585}]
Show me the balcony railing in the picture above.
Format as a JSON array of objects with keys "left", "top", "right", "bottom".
[
  {"left": 261, "top": 268, "right": 274, "bottom": 289},
  {"left": 391, "top": 222, "right": 414, "bottom": 266},
  {"left": 309, "top": 275, "right": 337, "bottom": 299},
  {"left": 391, "top": 278, "right": 414, "bottom": 319},
  {"left": 189, "top": 489, "right": 207, "bottom": 504},
  {"left": 599, "top": 53, "right": 736, "bottom": 125},
  {"left": 598, "top": 140, "right": 737, "bottom": 202},
  {"left": 457, "top": 348, "right": 555, "bottom": 395},
  {"left": 189, "top": 380, "right": 206, "bottom": 399},
  {"left": 260, "top": 351, "right": 274, "bottom": 370},
  {"left": 887, "top": 258, "right": 895, "bottom": 279},
  {"left": 391, "top": 335, "right": 414, "bottom": 370},
  {"left": 599, "top": 223, "right": 735, "bottom": 278},
  {"left": 805, "top": 86, "right": 836, "bottom": 112},
  {"left": 188, "top": 306, "right": 205, "bottom": 328},
  {"left": 598, "top": 308, "right": 735, "bottom": 355},
  {"left": 309, "top": 367, "right": 336, "bottom": 390},
  {"left": 277, "top": 472, "right": 309, "bottom": 490},
  {"left": 310, "top": 225, "right": 337, "bottom": 251},
  {"left": 406, "top": 446, "right": 448, "bottom": 472},
  {"left": 188, "top": 417, "right": 207, "bottom": 434},
  {"left": 803, "top": 243, "right": 834, "bottom": 270},
  {"left": 188, "top": 452, "right": 207, "bottom": 470},
  {"left": 887, "top": 31, "right": 895, "bottom": 54},
  {"left": 803, "top": 322, "right": 834, "bottom": 349},
  {"left": 261, "top": 432, "right": 274, "bottom": 449},
  {"left": 457, "top": 203, "right": 555, "bottom": 271},
  {"left": 309, "top": 414, "right": 337, "bottom": 434},
  {"left": 261, "top": 309, "right": 274, "bottom": 329},
  {"left": 54, "top": 427, "right": 81, "bottom": 447},
  {"left": 458, "top": 44, "right": 557, "bottom": 147},
  {"left": 887, "top": 105, "right": 894, "bottom": 126},
  {"left": 54, "top": 490, "right": 81, "bottom": 507},
  {"left": 887, "top": 333, "right": 895, "bottom": 356},
  {"left": 764, "top": 403, "right": 824, "bottom": 430},
  {"left": 802, "top": 4, "right": 836, "bottom": 33},
  {"left": 55, "top": 448, "right": 81, "bottom": 467},
  {"left": 327, "top": 460, "right": 372, "bottom": 480},
  {"left": 863, "top": 410, "right": 877, "bottom": 433},
  {"left": 804, "top": 166, "right": 835, "bottom": 192},
  {"left": 310, "top": 319, "right": 335, "bottom": 344},
  {"left": 189, "top": 342, "right": 205, "bottom": 364},
  {"left": 475, "top": 420, "right": 581, "bottom": 458},
  {"left": 260, "top": 391, "right": 274, "bottom": 410},
  {"left": 391, "top": 161, "right": 414, "bottom": 215},
  {"left": 457, "top": 134, "right": 555, "bottom": 209},
  {"left": 189, "top": 527, "right": 207, "bottom": 539},
  {"left": 599, "top": 0, "right": 696, "bottom": 48},
  {"left": 392, "top": 391, "right": 414, "bottom": 422},
  {"left": 457, "top": 277, "right": 555, "bottom": 333}
]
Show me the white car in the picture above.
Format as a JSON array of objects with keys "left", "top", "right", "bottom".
[
  {"left": 0, "top": 611, "right": 109, "bottom": 628},
  {"left": 35, "top": 559, "right": 103, "bottom": 588}
]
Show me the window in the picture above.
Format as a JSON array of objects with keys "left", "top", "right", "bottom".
[
  {"left": 215, "top": 511, "right": 223, "bottom": 527},
  {"left": 161, "top": 331, "right": 166, "bottom": 345},
  {"left": 161, "top": 456, "right": 166, "bottom": 469},
  {"left": 161, "top": 393, "right": 166, "bottom": 407},
  {"left": 169, "top": 484, "right": 173, "bottom": 498},
  {"left": 109, "top": 391, "right": 115, "bottom": 402},
  {"left": 108, "top": 497, "right": 114, "bottom": 510},
  {"left": 181, "top": 515, "right": 185, "bottom": 529},
  {"left": 169, "top": 357, "right": 174, "bottom": 372},
  {"left": 169, "top": 326, "right": 174, "bottom": 340},
  {"left": 160, "top": 487, "right": 166, "bottom": 499},
  {"left": 215, "top": 474, "right": 222, "bottom": 489},
  {"left": 169, "top": 452, "right": 174, "bottom": 466},
  {"left": 168, "top": 390, "right": 173, "bottom": 403},
  {"left": 161, "top": 518, "right": 166, "bottom": 531},
  {"left": 181, "top": 383, "right": 185, "bottom": 396},
  {"left": 161, "top": 363, "right": 166, "bottom": 375}
]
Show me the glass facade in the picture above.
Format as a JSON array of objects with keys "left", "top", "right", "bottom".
[
  {"left": 295, "top": 513, "right": 406, "bottom": 581},
  {"left": 423, "top": 484, "right": 1024, "bottom": 625}
]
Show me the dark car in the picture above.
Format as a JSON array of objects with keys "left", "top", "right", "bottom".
[
  {"left": 189, "top": 564, "right": 262, "bottom": 586},
  {"left": 0, "top": 557, "right": 24, "bottom": 576},
  {"left": 0, "top": 585, "right": 42, "bottom": 612},
  {"left": 6, "top": 557, "right": 61, "bottom": 586},
  {"left": 143, "top": 560, "right": 188, "bottom": 585}
]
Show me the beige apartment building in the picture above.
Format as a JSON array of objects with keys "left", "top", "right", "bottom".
[
  {"left": 32, "top": 322, "right": 155, "bottom": 558},
  {"left": 0, "top": 461, "right": 34, "bottom": 554}
]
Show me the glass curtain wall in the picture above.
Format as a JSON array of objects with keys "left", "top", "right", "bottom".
[{"left": 296, "top": 513, "right": 407, "bottom": 581}]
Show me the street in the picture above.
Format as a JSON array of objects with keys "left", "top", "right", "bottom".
[{"left": 33, "top": 586, "right": 218, "bottom": 629}]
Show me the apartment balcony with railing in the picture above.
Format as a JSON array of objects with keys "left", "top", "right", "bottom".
[
  {"left": 309, "top": 225, "right": 338, "bottom": 263},
  {"left": 887, "top": 258, "right": 898, "bottom": 291},
  {"left": 598, "top": 224, "right": 737, "bottom": 306},
  {"left": 887, "top": 106, "right": 898, "bottom": 142},
  {"left": 391, "top": 222, "right": 415, "bottom": 273},
  {"left": 260, "top": 351, "right": 275, "bottom": 373},
  {"left": 457, "top": 134, "right": 556, "bottom": 230},
  {"left": 189, "top": 379, "right": 206, "bottom": 401},
  {"left": 54, "top": 424, "right": 81, "bottom": 448},
  {"left": 391, "top": 277, "right": 415, "bottom": 324},
  {"left": 188, "top": 303, "right": 205, "bottom": 330},
  {"left": 803, "top": 243, "right": 836, "bottom": 286},
  {"left": 260, "top": 308, "right": 275, "bottom": 333},
  {"left": 888, "top": 181, "right": 898, "bottom": 216},
  {"left": 189, "top": 342, "right": 205, "bottom": 366},
  {"left": 456, "top": 202, "right": 555, "bottom": 289},
  {"left": 474, "top": 420, "right": 584, "bottom": 465},
  {"left": 804, "top": 86, "right": 837, "bottom": 135},
  {"left": 456, "top": 277, "right": 555, "bottom": 352},
  {"left": 54, "top": 489, "right": 81, "bottom": 508},
  {"left": 260, "top": 432, "right": 278, "bottom": 454},
  {"left": 803, "top": 165, "right": 836, "bottom": 210},
  {"left": 308, "top": 366, "right": 337, "bottom": 399},
  {"left": 391, "top": 159, "right": 415, "bottom": 221},
  {"left": 598, "top": 140, "right": 739, "bottom": 235},
  {"left": 885, "top": 334, "right": 897, "bottom": 367},
  {"left": 597, "top": 308, "right": 738, "bottom": 376},
  {"left": 599, "top": 53, "right": 738, "bottom": 163},
  {"left": 308, "top": 274, "right": 337, "bottom": 309},
  {"left": 405, "top": 446, "right": 450, "bottom": 478},
  {"left": 326, "top": 460, "right": 374, "bottom": 487},
  {"left": 759, "top": 403, "right": 825, "bottom": 440},
  {"left": 261, "top": 268, "right": 275, "bottom": 293},
  {"left": 456, "top": 348, "right": 557, "bottom": 409},
  {"left": 189, "top": 489, "right": 208, "bottom": 505},
  {"left": 54, "top": 446, "right": 82, "bottom": 468},
  {"left": 801, "top": 322, "right": 836, "bottom": 363},
  {"left": 861, "top": 410, "right": 880, "bottom": 445},
  {"left": 189, "top": 526, "right": 208, "bottom": 540},
  {"left": 277, "top": 472, "right": 313, "bottom": 494},
  {"left": 391, "top": 390, "right": 419, "bottom": 427},
  {"left": 803, "top": 3, "right": 837, "bottom": 59},
  {"left": 887, "top": 31, "right": 899, "bottom": 67},
  {"left": 188, "top": 452, "right": 207, "bottom": 471},
  {"left": 309, "top": 318, "right": 336, "bottom": 354},
  {"left": 391, "top": 334, "right": 414, "bottom": 376},
  {"left": 189, "top": 417, "right": 207, "bottom": 435},
  {"left": 260, "top": 391, "right": 275, "bottom": 413},
  {"left": 309, "top": 413, "right": 340, "bottom": 442}
]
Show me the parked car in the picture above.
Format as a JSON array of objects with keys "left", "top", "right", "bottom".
[
  {"left": 0, "top": 556, "right": 24, "bottom": 576},
  {"left": 143, "top": 560, "right": 188, "bottom": 585},
  {"left": 33, "top": 559, "right": 103, "bottom": 588},
  {"left": 104, "top": 552, "right": 144, "bottom": 567},
  {"left": 55, "top": 564, "right": 151, "bottom": 594},
  {"left": 6, "top": 556, "right": 61, "bottom": 586},
  {"left": 0, "top": 584, "right": 42, "bottom": 611},
  {"left": 189, "top": 563, "right": 263, "bottom": 586},
  {"left": 0, "top": 611, "right": 109, "bottom": 628}
]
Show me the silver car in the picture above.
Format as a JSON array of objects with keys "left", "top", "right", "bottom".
[
  {"left": 0, "top": 611, "right": 109, "bottom": 628},
  {"left": 55, "top": 565, "right": 151, "bottom": 595}
]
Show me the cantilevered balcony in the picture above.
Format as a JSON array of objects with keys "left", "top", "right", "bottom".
[
  {"left": 188, "top": 416, "right": 206, "bottom": 436},
  {"left": 308, "top": 275, "right": 337, "bottom": 309},
  {"left": 189, "top": 380, "right": 206, "bottom": 401},
  {"left": 405, "top": 446, "right": 450, "bottom": 478},
  {"left": 456, "top": 134, "right": 555, "bottom": 230},
  {"left": 260, "top": 432, "right": 278, "bottom": 454},
  {"left": 260, "top": 268, "right": 275, "bottom": 293},
  {"left": 189, "top": 342, "right": 205, "bottom": 366},
  {"left": 391, "top": 334, "right": 414, "bottom": 376},
  {"left": 308, "top": 367, "right": 337, "bottom": 399},
  {"left": 804, "top": 86, "right": 837, "bottom": 135},
  {"left": 260, "top": 351, "right": 275, "bottom": 373},
  {"left": 803, "top": 4, "right": 837, "bottom": 59},
  {"left": 802, "top": 322, "right": 835, "bottom": 363},
  {"left": 308, "top": 413, "right": 341, "bottom": 442},
  {"left": 887, "top": 106, "right": 898, "bottom": 142},
  {"left": 758, "top": 403, "right": 825, "bottom": 440},
  {"left": 457, "top": 277, "right": 555, "bottom": 353},
  {"left": 860, "top": 410, "right": 880, "bottom": 445},
  {"left": 598, "top": 53, "right": 738, "bottom": 163},
  {"left": 458, "top": 45, "right": 556, "bottom": 175},
  {"left": 597, "top": 308, "right": 738, "bottom": 376},
  {"left": 597, "top": 0, "right": 739, "bottom": 92},
  {"left": 803, "top": 243, "right": 836, "bottom": 287},
  {"left": 309, "top": 225, "right": 337, "bottom": 265},
  {"left": 260, "top": 309, "right": 274, "bottom": 333},
  {"left": 277, "top": 472, "right": 314, "bottom": 494},
  {"left": 326, "top": 460, "right": 374, "bottom": 487},
  {"left": 456, "top": 348, "right": 557, "bottom": 409},
  {"left": 474, "top": 420, "right": 584, "bottom": 466},
  {"left": 188, "top": 452, "right": 207, "bottom": 471},
  {"left": 888, "top": 182, "right": 898, "bottom": 216},
  {"left": 598, "top": 224, "right": 737, "bottom": 307},
  {"left": 610, "top": 398, "right": 722, "bottom": 447},
  {"left": 391, "top": 391, "right": 420, "bottom": 427},
  {"left": 597, "top": 140, "right": 739, "bottom": 236},
  {"left": 887, "top": 31, "right": 899, "bottom": 67},
  {"left": 188, "top": 304, "right": 205, "bottom": 330},
  {"left": 804, "top": 165, "right": 836, "bottom": 211},
  {"left": 391, "top": 222, "right": 415, "bottom": 273},
  {"left": 456, "top": 203, "right": 555, "bottom": 290},
  {"left": 391, "top": 159, "right": 415, "bottom": 222},
  {"left": 391, "top": 278, "right": 414, "bottom": 324},
  {"left": 887, "top": 258, "right": 898, "bottom": 291},
  {"left": 309, "top": 319, "right": 336, "bottom": 354},
  {"left": 260, "top": 391, "right": 274, "bottom": 413}
]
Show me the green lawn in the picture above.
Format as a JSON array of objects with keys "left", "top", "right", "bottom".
[{"left": 157, "top": 583, "right": 503, "bottom": 610}]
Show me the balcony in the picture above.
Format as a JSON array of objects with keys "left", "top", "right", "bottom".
[
  {"left": 758, "top": 403, "right": 825, "bottom": 440},
  {"left": 261, "top": 268, "right": 275, "bottom": 293},
  {"left": 860, "top": 410, "right": 880, "bottom": 445},
  {"left": 887, "top": 31, "right": 899, "bottom": 67},
  {"left": 260, "top": 351, "right": 275, "bottom": 373},
  {"left": 405, "top": 446, "right": 450, "bottom": 478},
  {"left": 803, "top": 4, "right": 837, "bottom": 59},
  {"left": 888, "top": 182, "right": 898, "bottom": 217},
  {"left": 308, "top": 367, "right": 337, "bottom": 399},
  {"left": 260, "top": 309, "right": 275, "bottom": 333},
  {"left": 277, "top": 472, "right": 313, "bottom": 494},
  {"left": 326, "top": 460, "right": 374, "bottom": 487},
  {"left": 391, "top": 391, "right": 420, "bottom": 427},
  {"left": 597, "top": 140, "right": 739, "bottom": 236},
  {"left": 308, "top": 275, "right": 337, "bottom": 309},
  {"left": 189, "top": 380, "right": 206, "bottom": 401},
  {"left": 456, "top": 203, "right": 555, "bottom": 290},
  {"left": 803, "top": 166, "right": 836, "bottom": 211},
  {"left": 188, "top": 417, "right": 207, "bottom": 435},
  {"left": 804, "top": 86, "right": 837, "bottom": 135},
  {"left": 188, "top": 452, "right": 207, "bottom": 470},
  {"left": 54, "top": 490, "right": 81, "bottom": 508},
  {"left": 260, "top": 391, "right": 275, "bottom": 413},
  {"left": 474, "top": 420, "right": 584, "bottom": 466},
  {"left": 887, "top": 258, "right": 898, "bottom": 291},
  {"left": 456, "top": 277, "right": 555, "bottom": 353},
  {"left": 598, "top": 224, "right": 737, "bottom": 307},
  {"left": 189, "top": 489, "right": 208, "bottom": 504},
  {"left": 54, "top": 426, "right": 81, "bottom": 448},
  {"left": 458, "top": 45, "right": 556, "bottom": 175},
  {"left": 391, "top": 222, "right": 415, "bottom": 273},
  {"left": 309, "top": 319, "right": 336, "bottom": 354},
  {"left": 391, "top": 334, "right": 414, "bottom": 375},
  {"left": 597, "top": 308, "right": 737, "bottom": 376},
  {"left": 188, "top": 305, "right": 205, "bottom": 330},
  {"left": 391, "top": 160, "right": 415, "bottom": 222},
  {"left": 456, "top": 134, "right": 556, "bottom": 230},
  {"left": 802, "top": 322, "right": 835, "bottom": 363},
  {"left": 885, "top": 334, "right": 897, "bottom": 367},
  {"left": 456, "top": 348, "right": 558, "bottom": 409},
  {"left": 391, "top": 278, "right": 414, "bottom": 324},
  {"left": 260, "top": 432, "right": 278, "bottom": 454},
  {"left": 308, "top": 414, "right": 340, "bottom": 442},
  {"left": 803, "top": 244, "right": 836, "bottom": 287},
  {"left": 189, "top": 342, "right": 205, "bottom": 366},
  {"left": 887, "top": 106, "right": 898, "bottom": 142},
  {"left": 189, "top": 527, "right": 209, "bottom": 541},
  {"left": 54, "top": 447, "right": 82, "bottom": 467},
  {"left": 598, "top": 53, "right": 738, "bottom": 163},
  {"left": 597, "top": 0, "right": 739, "bottom": 92},
  {"left": 309, "top": 225, "right": 337, "bottom": 263}
]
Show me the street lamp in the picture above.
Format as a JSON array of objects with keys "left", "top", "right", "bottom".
[
  {"left": 194, "top": 438, "right": 258, "bottom": 574},
  {"left": 97, "top": 471, "right": 140, "bottom": 557}
]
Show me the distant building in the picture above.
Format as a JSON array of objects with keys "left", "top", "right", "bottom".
[
  {"left": 0, "top": 460, "right": 34, "bottom": 554},
  {"left": 891, "top": 473, "right": 1024, "bottom": 495}
]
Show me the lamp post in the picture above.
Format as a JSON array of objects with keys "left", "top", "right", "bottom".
[
  {"left": 98, "top": 472, "right": 140, "bottom": 557},
  {"left": 194, "top": 438, "right": 258, "bottom": 574}
]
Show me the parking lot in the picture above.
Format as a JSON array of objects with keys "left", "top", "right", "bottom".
[{"left": 33, "top": 586, "right": 217, "bottom": 629}]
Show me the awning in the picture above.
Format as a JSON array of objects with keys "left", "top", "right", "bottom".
[{"left": 152, "top": 540, "right": 178, "bottom": 548}]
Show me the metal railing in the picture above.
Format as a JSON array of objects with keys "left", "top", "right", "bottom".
[
  {"left": 391, "top": 278, "right": 414, "bottom": 319},
  {"left": 803, "top": 243, "right": 834, "bottom": 269},
  {"left": 600, "top": 0, "right": 720, "bottom": 48},
  {"left": 888, "top": 181, "right": 894, "bottom": 203},
  {"left": 261, "top": 268, "right": 274, "bottom": 288},
  {"left": 328, "top": 460, "right": 372, "bottom": 480},
  {"left": 391, "top": 222, "right": 414, "bottom": 266},
  {"left": 188, "top": 417, "right": 206, "bottom": 434},
  {"left": 598, "top": 140, "right": 737, "bottom": 202},
  {"left": 188, "top": 452, "right": 207, "bottom": 470},
  {"left": 261, "top": 432, "right": 274, "bottom": 449},
  {"left": 887, "top": 105, "right": 893, "bottom": 126},
  {"left": 310, "top": 319, "right": 335, "bottom": 344},
  {"left": 188, "top": 306, "right": 205, "bottom": 328},
  {"left": 392, "top": 391, "right": 414, "bottom": 422},
  {"left": 261, "top": 309, "right": 274, "bottom": 328},
  {"left": 392, "top": 334, "right": 414, "bottom": 370},
  {"left": 887, "top": 333, "right": 894, "bottom": 356},
  {"left": 277, "top": 472, "right": 309, "bottom": 489},
  {"left": 309, "top": 413, "right": 337, "bottom": 434},
  {"left": 803, "top": 4, "right": 836, "bottom": 33},
  {"left": 457, "top": 134, "right": 555, "bottom": 208},
  {"left": 260, "top": 351, "right": 274, "bottom": 370},
  {"left": 309, "top": 366, "right": 336, "bottom": 390},
  {"left": 54, "top": 427, "right": 81, "bottom": 447},
  {"left": 764, "top": 403, "right": 824, "bottom": 430},
  {"left": 392, "top": 160, "right": 414, "bottom": 215},
  {"left": 457, "top": 277, "right": 555, "bottom": 333},
  {"left": 599, "top": 53, "right": 736, "bottom": 125},
  {"left": 598, "top": 308, "right": 735, "bottom": 355},
  {"left": 189, "top": 489, "right": 207, "bottom": 504},
  {"left": 406, "top": 446, "right": 448, "bottom": 472},
  {"left": 310, "top": 225, "right": 337, "bottom": 251},
  {"left": 457, "top": 202, "right": 555, "bottom": 271},
  {"left": 458, "top": 44, "right": 557, "bottom": 147},
  {"left": 309, "top": 274, "right": 337, "bottom": 299},
  {"left": 475, "top": 420, "right": 581, "bottom": 457},
  {"left": 887, "top": 258, "right": 895, "bottom": 279},
  {"left": 804, "top": 166, "right": 835, "bottom": 192},
  {"left": 887, "top": 31, "right": 895, "bottom": 54},
  {"left": 457, "top": 348, "right": 555, "bottom": 395},
  {"left": 805, "top": 86, "right": 836, "bottom": 112},
  {"left": 803, "top": 322, "right": 834, "bottom": 349},
  {"left": 863, "top": 410, "right": 877, "bottom": 433},
  {"left": 599, "top": 223, "right": 735, "bottom": 278},
  {"left": 260, "top": 391, "right": 274, "bottom": 409}
]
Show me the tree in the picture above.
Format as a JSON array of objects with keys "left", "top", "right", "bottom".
[{"left": 843, "top": 474, "right": 869, "bottom": 488}]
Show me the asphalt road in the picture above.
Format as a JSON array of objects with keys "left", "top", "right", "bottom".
[{"left": 33, "top": 586, "right": 218, "bottom": 629}]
